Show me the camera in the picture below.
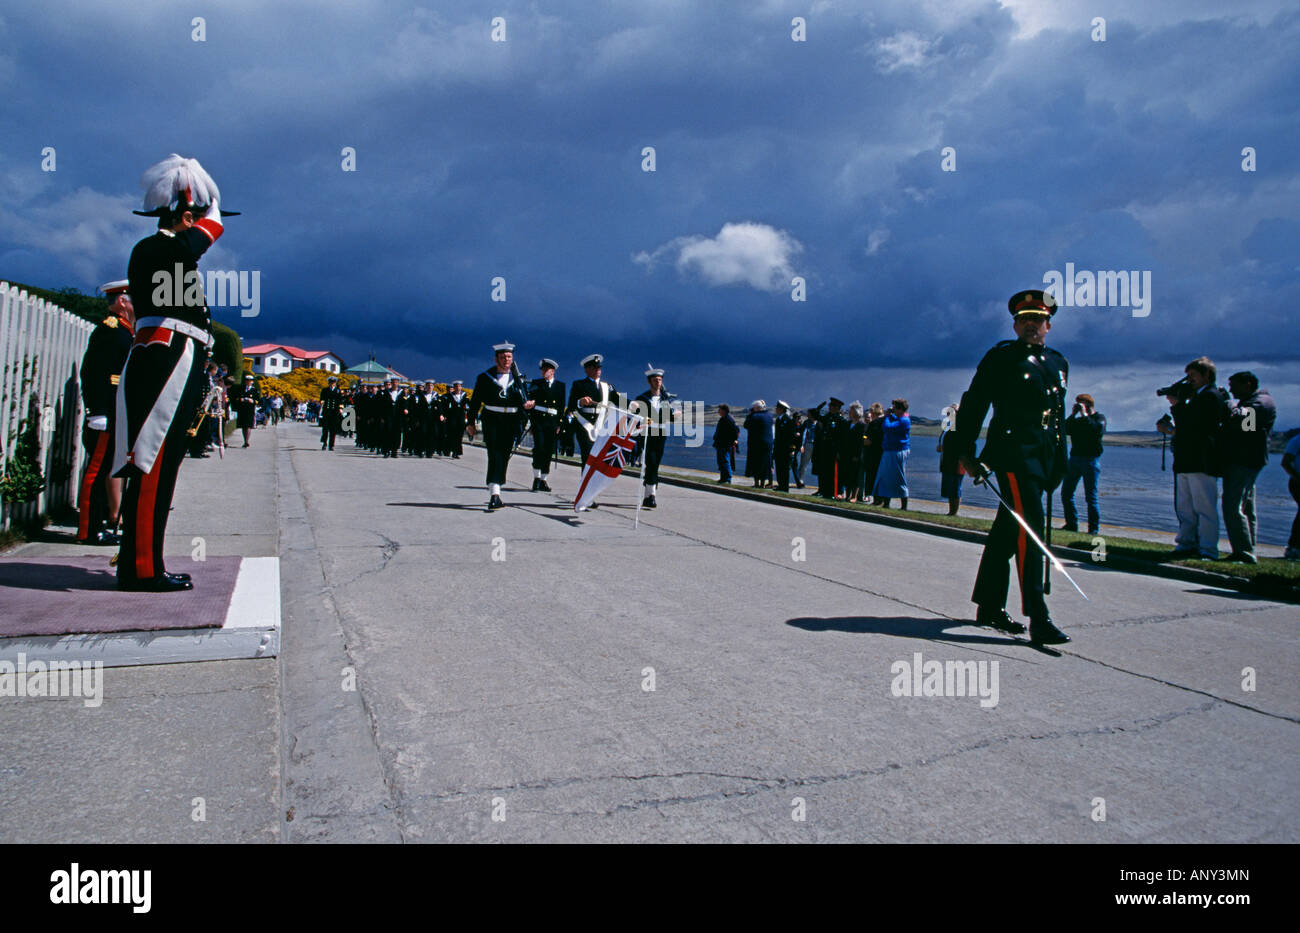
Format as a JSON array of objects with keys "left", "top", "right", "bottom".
[{"left": 1156, "top": 375, "right": 1194, "bottom": 402}]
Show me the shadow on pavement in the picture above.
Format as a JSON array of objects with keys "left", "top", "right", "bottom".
[{"left": 786, "top": 615, "right": 1041, "bottom": 649}]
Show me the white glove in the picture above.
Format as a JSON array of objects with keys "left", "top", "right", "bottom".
[{"left": 87, "top": 415, "right": 108, "bottom": 431}]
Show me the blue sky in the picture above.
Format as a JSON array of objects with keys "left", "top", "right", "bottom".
[{"left": 1, "top": 0, "right": 1296, "bottom": 428}]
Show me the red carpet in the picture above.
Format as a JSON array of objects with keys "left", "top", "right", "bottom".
[{"left": 0, "top": 556, "right": 242, "bottom": 637}]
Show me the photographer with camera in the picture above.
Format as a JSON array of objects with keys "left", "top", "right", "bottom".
[
  {"left": 1060, "top": 393, "right": 1106, "bottom": 535},
  {"left": 1219, "top": 371, "right": 1276, "bottom": 563},
  {"left": 1155, "top": 357, "right": 1229, "bottom": 559}
]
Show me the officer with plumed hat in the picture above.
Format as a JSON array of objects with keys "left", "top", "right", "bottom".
[{"left": 112, "top": 154, "right": 235, "bottom": 591}]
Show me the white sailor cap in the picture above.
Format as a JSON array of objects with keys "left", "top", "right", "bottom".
[
  {"left": 100, "top": 279, "right": 129, "bottom": 296},
  {"left": 452, "top": 379, "right": 463, "bottom": 386},
  {"left": 328, "top": 375, "right": 338, "bottom": 382},
  {"left": 645, "top": 362, "right": 664, "bottom": 377},
  {"left": 581, "top": 353, "right": 603, "bottom": 367},
  {"left": 539, "top": 358, "right": 558, "bottom": 371},
  {"left": 493, "top": 340, "right": 515, "bottom": 353},
  {"left": 776, "top": 399, "right": 790, "bottom": 411}
]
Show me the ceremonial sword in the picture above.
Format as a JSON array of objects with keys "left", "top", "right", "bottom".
[{"left": 972, "top": 464, "right": 1089, "bottom": 601}]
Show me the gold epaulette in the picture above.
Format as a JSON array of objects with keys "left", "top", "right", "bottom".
[{"left": 103, "top": 316, "right": 118, "bottom": 328}]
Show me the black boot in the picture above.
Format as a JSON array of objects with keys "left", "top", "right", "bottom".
[
  {"left": 538, "top": 479, "right": 552, "bottom": 492},
  {"left": 488, "top": 494, "right": 503, "bottom": 511},
  {"left": 531, "top": 478, "right": 540, "bottom": 491},
  {"left": 975, "top": 605, "right": 1025, "bottom": 635},
  {"left": 1029, "top": 615, "right": 1071, "bottom": 645}
]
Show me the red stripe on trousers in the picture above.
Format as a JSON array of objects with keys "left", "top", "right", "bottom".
[
  {"left": 77, "top": 430, "right": 110, "bottom": 539},
  {"left": 1006, "top": 471, "right": 1027, "bottom": 614},
  {"left": 134, "top": 439, "right": 165, "bottom": 579}
]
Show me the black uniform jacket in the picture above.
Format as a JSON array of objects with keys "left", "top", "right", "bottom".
[
  {"left": 80, "top": 315, "right": 134, "bottom": 419},
  {"left": 954, "top": 339, "right": 1069, "bottom": 487},
  {"left": 470, "top": 368, "right": 530, "bottom": 424}
]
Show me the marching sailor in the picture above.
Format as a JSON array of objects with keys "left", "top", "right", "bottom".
[
  {"left": 634, "top": 363, "right": 676, "bottom": 509},
  {"left": 443, "top": 380, "right": 469, "bottom": 458},
  {"left": 528, "top": 358, "right": 566, "bottom": 492},
  {"left": 76, "top": 279, "right": 134, "bottom": 545},
  {"left": 954, "top": 289, "right": 1071, "bottom": 645},
  {"left": 112, "top": 154, "right": 235, "bottom": 591},
  {"left": 567, "top": 353, "right": 616, "bottom": 465},
  {"left": 320, "top": 375, "right": 343, "bottom": 450},
  {"left": 467, "top": 341, "right": 535, "bottom": 510}
]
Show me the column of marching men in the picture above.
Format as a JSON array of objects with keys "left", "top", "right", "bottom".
[{"left": 332, "top": 343, "right": 677, "bottom": 514}]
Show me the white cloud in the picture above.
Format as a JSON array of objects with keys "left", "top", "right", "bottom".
[
  {"left": 874, "top": 31, "right": 935, "bottom": 72},
  {"left": 635, "top": 222, "right": 804, "bottom": 292},
  {"left": 865, "top": 228, "right": 891, "bottom": 256}
]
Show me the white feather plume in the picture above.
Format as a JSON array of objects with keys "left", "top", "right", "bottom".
[{"left": 138, "top": 154, "right": 220, "bottom": 211}]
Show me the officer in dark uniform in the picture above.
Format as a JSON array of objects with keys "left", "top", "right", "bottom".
[
  {"left": 467, "top": 342, "right": 535, "bottom": 510},
  {"left": 113, "top": 155, "right": 235, "bottom": 592},
  {"left": 382, "top": 378, "right": 401, "bottom": 458},
  {"left": 633, "top": 363, "right": 676, "bottom": 508},
  {"left": 812, "top": 398, "right": 847, "bottom": 497},
  {"left": 773, "top": 401, "right": 797, "bottom": 492},
  {"left": 443, "top": 380, "right": 469, "bottom": 458},
  {"left": 77, "top": 280, "right": 135, "bottom": 545},
  {"left": 954, "top": 289, "right": 1071, "bottom": 645},
  {"left": 527, "top": 358, "right": 566, "bottom": 491},
  {"left": 567, "top": 353, "right": 616, "bottom": 465},
  {"left": 232, "top": 374, "right": 260, "bottom": 447},
  {"left": 320, "top": 375, "right": 343, "bottom": 450}
]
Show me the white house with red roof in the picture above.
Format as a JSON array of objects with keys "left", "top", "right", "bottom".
[{"left": 244, "top": 343, "right": 346, "bottom": 375}]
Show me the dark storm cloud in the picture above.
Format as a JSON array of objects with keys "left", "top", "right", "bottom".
[{"left": 1, "top": 0, "right": 1296, "bottom": 417}]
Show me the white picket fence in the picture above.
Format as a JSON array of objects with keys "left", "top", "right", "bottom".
[{"left": 0, "top": 282, "right": 95, "bottom": 531}]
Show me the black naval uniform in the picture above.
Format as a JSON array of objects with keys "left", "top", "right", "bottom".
[
  {"left": 320, "top": 384, "right": 343, "bottom": 450},
  {"left": 470, "top": 368, "right": 530, "bottom": 492},
  {"left": 567, "top": 375, "right": 615, "bottom": 464},
  {"left": 77, "top": 311, "right": 133, "bottom": 543},
  {"left": 634, "top": 388, "right": 675, "bottom": 497},
  {"left": 233, "top": 380, "right": 260, "bottom": 433},
  {"left": 113, "top": 221, "right": 222, "bottom": 588},
  {"left": 774, "top": 410, "right": 797, "bottom": 491},
  {"left": 954, "top": 338, "right": 1068, "bottom": 627},
  {"left": 813, "top": 407, "right": 847, "bottom": 497},
  {"left": 443, "top": 388, "right": 469, "bottom": 457},
  {"left": 528, "top": 375, "right": 566, "bottom": 480}
]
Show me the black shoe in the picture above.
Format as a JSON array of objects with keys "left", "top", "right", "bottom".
[
  {"left": 531, "top": 478, "right": 541, "bottom": 491},
  {"left": 488, "top": 495, "right": 503, "bottom": 511},
  {"left": 118, "top": 574, "right": 192, "bottom": 592},
  {"left": 82, "top": 530, "right": 120, "bottom": 546},
  {"left": 795, "top": 482, "right": 805, "bottom": 489},
  {"left": 1060, "top": 524, "right": 1079, "bottom": 533},
  {"left": 1029, "top": 616, "right": 1071, "bottom": 645},
  {"left": 975, "top": 606, "right": 1025, "bottom": 635},
  {"left": 538, "top": 480, "right": 552, "bottom": 492},
  {"left": 165, "top": 571, "right": 192, "bottom": 584},
  {"left": 1226, "top": 551, "right": 1258, "bottom": 564}
]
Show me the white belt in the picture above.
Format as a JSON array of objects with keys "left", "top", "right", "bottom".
[
  {"left": 533, "top": 406, "right": 559, "bottom": 415},
  {"left": 579, "top": 407, "right": 597, "bottom": 414},
  {"left": 136, "top": 316, "right": 214, "bottom": 348},
  {"left": 483, "top": 405, "right": 519, "bottom": 414}
]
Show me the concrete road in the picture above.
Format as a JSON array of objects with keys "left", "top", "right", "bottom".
[{"left": 278, "top": 425, "right": 1298, "bottom": 843}]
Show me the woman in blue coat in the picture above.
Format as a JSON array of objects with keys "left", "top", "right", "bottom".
[
  {"left": 871, "top": 398, "right": 911, "bottom": 509},
  {"left": 743, "top": 400, "right": 775, "bottom": 488}
]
